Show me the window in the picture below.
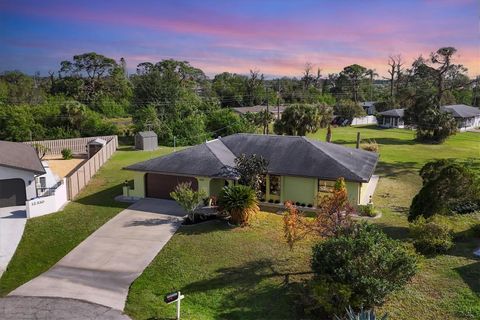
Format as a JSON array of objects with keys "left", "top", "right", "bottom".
[
  {"left": 39, "top": 177, "right": 46, "bottom": 192},
  {"left": 269, "top": 175, "right": 281, "bottom": 196},
  {"left": 318, "top": 180, "right": 335, "bottom": 193}
]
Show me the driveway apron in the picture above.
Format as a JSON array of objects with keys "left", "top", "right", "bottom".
[{"left": 10, "top": 198, "right": 185, "bottom": 311}]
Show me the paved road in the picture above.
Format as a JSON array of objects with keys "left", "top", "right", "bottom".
[
  {"left": 0, "top": 296, "right": 131, "bottom": 319},
  {"left": 0, "top": 206, "right": 27, "bottom": 277},
  {"left": 11, "top": 199, "right": 186, "bottom": 311}
]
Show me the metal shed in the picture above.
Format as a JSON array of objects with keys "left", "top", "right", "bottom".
[
  {"left": 135, "top": 131, "right": 158, "bottom": 151},
  {"left": 87, "top": 138, "right": 106, "bottom": 158}
]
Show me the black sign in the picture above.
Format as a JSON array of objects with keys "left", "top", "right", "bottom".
[{"left": 164, "top": 292, "right": 179, "bottom": 304}]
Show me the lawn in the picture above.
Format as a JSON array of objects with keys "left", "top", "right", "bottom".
[
  {"left": 1, "top": 127, "right": 479, "bottom": 319},
  {"left": 0, "top": 146, "right": 174, "bottom": 295}
]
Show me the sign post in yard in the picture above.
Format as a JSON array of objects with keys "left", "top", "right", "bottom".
[{"left": 164, "top": 291, "right": 185, "bottom": 320}]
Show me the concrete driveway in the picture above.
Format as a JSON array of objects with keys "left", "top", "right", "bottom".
[
  {"left": 11, "top": 198, "right": 186, "bottom": 311},
  {"left": 0, "top": 206, "right": 27, "bottom": 277}
]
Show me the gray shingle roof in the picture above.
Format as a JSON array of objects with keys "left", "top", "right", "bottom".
[
  {"left": 125, "top": 139, "right": 238, "bottom": 179},
  {"left": 379, "top": 108, "right": 405, "bottom": 117},
  {"left": 440, "top": 104, "right": 480, "bottom": 118},
  {"left": 136, "top": 131, "right": 158, "bottom": 138},
  {"left": 0, "top": 141, "right": 45, "bottom": 174},
  {"left": 125, "top": 134, "right": 378, "bottom": 183}
]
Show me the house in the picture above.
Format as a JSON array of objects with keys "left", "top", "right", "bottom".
[
  {"left": 361, "top": 101, "right": 376, "bottom": 115},
  {"left": 0, "top": 141, "right": 45, "bottom": 208},
  {"left": 440, "top": 104, "right": 480, "bottom": 131},
  {"left": 232, "top": 105, "right": 286, "bottom": 119},
  {"left": 123, "top": 134, "right": 379, "bottom": 207},
  {"left": 378, "top": 109, "right": 405, "bottom": 128}
]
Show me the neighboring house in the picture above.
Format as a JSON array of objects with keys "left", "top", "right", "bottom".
[
  {"left": 0, "top": 141, "right": 45, "bottom": 208},
  {"left": 378, "top": 109, "right": 405, "bottom": 128},
  {"left": 232, "top": 105, "right": 286, "bottom": 119},
  {"left": 361, "top": 101, "right": 376, "bottom": 115},
  {"left": 440, "top": 104, "right": 480, "bottom": 131},
  {"left": 124, "top": 134, "right": 379, "bottom": 207}
]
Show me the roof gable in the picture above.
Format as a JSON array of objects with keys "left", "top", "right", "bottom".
[
  {"left": 379, "top": 108, "right": 404, "bottom": 117},
  {"left": 0, "top": 141, "right": 45, "bottom": 174}
]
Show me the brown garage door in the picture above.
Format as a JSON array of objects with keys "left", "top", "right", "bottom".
[
  {"left": 0, "top": 178, "right": 27, "bottom": 208},
  {"left": 146, "top": 173, "right": 198, "bottom": 199}
]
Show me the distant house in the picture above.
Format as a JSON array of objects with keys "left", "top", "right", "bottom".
[
  {"left": 361, "top": 101, "right": 376, "bottom": 115},
  {"left": 123, "top": 134, "right": 379, "bottom": 207},
  {"left": 440, "top": 104, "right": 480, "bottom": 131},
  {"left": 232, "top": 105, "right": 286, "bottom": 119},
  {"left": 378, "top": 109, "right": 405, "bottom": 128},
  {"left": 0, "top": 141, "right": 45, "bottom": 208}
]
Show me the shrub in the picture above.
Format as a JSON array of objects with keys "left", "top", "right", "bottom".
[
  {"left": 307, "top": 203, "right": 313, "bottom": 208},
  {"left": 410, "top": 218, "right": 453, "bottom": 255},
  {"left": 170, "top": 182, "right": 206, "bottom": 222},
  {"left": 360, "top": 139, "right": 379, "bottom": 153},
  {"left": 357, "top": 204, "right": 376, "bottom": 217},
  {"left": 274, "top": 199, "right": 280, "bottom": 204},
  {"left": 295, "top": 201, "right": 300, "bottom": 206},
  {"left": 218, "top": 185, "right": 259, "bottom": 226},
  {"left": 61, "top": 148, "right": 73, "bottom": 160},
  {"left": 301, "top": 203, "right": 306, "bottom": 207},
  {"left": 268, "top": 199, "right": 274, "bottom": 203},
  {"left": 311, "top": 223, "right": 417, "bottom": 314},
  {"left": 409, "top": 161, "right": 480, "bottom": 221}
]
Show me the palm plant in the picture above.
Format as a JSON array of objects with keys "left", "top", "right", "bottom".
[
  {"left": 336, "top": 306, "right": 388, "bottom": 320},
  {"left": 218, "top": 185, "right": 259, "bottom": 226}
]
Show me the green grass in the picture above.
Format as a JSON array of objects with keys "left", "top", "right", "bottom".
[
  {"left": 0, "top": 146, "right": 174, "bottom": 296},
  {"left": 1, "top": 127, "right": 479, "bottom": 319}
]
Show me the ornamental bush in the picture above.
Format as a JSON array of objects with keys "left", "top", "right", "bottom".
[
  {"left": 218, "top": 185, "right": 259, "bottom": 226},
  {"left": 410, "top": 218, "right": 453, "bottom": 255},
  {"left": 61, "top": 148, "right": 73, "bottom": 160},
  {"left": 310, "top": 223, "right": 417, "bottom": 314}
]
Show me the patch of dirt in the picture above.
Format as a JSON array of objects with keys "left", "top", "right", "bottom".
[{"left": 46, "top": 156, "right": 87, "bottom": 178}]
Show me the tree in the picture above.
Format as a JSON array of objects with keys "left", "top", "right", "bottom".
[
  {"left": 212, "top": 72, "right": 248, "bottom": 107},
  {"left": 310, "top": 223, "right": 417, "bottom": 314},
  {"left": 283, "top": 178, "right": 355, "bottom": 249},
  {"left": 274, "top": 104, "right": 328, "bottom": 136},
  {"left": 218, "top": 185, "right": 259, "bottom": 226},
  {"left": 170, "top": 182, "right": 206, "bottom": 222},
  {"left": 333, "top": 100, "right": 366, "bottom": 120},
  {"left": 339, "top": 64, "right": 369, "bottom": 102},
  {"left": 32, "top": 144, "right": 50, "bottom": 160},
  {"left": 245, "top": 69, "right": 265, "bottom": 106},
  {"left": 386, "top": 55, "right": 403, "bottom": 101},
  {"left": 205, "top": 109, "right": 254, "bottom": 138},
  {"left": 409, "top": 161, "right": 480, "bottom": 221},
  {"left": 234, "top": 154, "right": 269, "bottom": 195}
]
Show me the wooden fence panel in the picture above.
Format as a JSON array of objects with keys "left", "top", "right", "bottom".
[
  {"left": 65, "top": 137, "right": 118, "bottom": 200},
  {"left": 25, "top": 135, "right": 117, "bottom": 155}
]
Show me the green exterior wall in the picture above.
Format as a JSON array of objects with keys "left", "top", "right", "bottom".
[
  {"left": 210, "top": 178, "right": 226, "bottom": 196},
  {"left": 282, "top": 176, "right": 317, "bottom": 205},
  {"left": 197, "top": 177, "right": 210, "bottom": 195},
  {"left": 346, "top": 181, "right": 361, "bottom": 205},
  {"left": 127, "top": 172, "right": 146, "bottom": 198},
  {"left": 124, "top": 170, "right": 363, "bottom": 206}
]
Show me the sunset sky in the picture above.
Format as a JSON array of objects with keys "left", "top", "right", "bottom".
[{"left": 1, "top": 0, "right": 479, "bottom": 78}]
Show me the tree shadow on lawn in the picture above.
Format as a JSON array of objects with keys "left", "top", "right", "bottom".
[
  {"left": 334, "top": 138, "right": 416, "bottom": 146},
  {"left": 181, "top": 258, "right": 312, "bottom": 319},
  {"left": 455, "top": 261, "right": 480, "bottom": 296},
  {"left": 74, "top": 183, "right": 128, "bottom": 209},
  {"left": 374, "top": 223, "right": 411, "bottom": 241},
  {"left": 375, "top": 161, "right": 419, "bottom": 178}
]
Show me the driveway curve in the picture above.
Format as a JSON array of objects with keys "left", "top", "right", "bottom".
[
  {"left": 0, "top": 296, "right": 131, "bottom": 320},
  {"left": 10, "top": 199, "right": 185, "bottom": 311}
]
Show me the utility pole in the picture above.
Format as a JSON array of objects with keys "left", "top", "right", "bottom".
[{"left": 356, "top": 132, "right": 361, "bottom": 149}]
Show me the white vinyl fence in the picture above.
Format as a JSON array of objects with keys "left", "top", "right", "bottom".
[
  {"left": 351, "top": 115, "right": 378, "bottom": 126},
  {"left": 26, "top": 178, "right": 68, "bottom": 218}
]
